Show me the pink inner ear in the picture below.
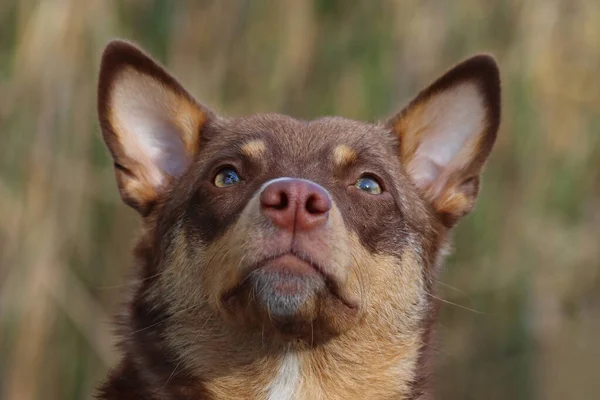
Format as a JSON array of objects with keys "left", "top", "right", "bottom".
[
  {"left": 109, "top": 68, "right": 193, "bottom": 190},
  {"left": 127, "top": 114, "right": 188, "bottom": 176},
  {"left": 405, "top": 82, "right": 486, "bottom": 194},
  {"left": 408, "top": 157, "right": 443, "bottom": 191}
]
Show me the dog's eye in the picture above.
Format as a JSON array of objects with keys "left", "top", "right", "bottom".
[
  {"left": 214, "top": 168, "right": 241, "bottom": 187},
  {"left": 354, "top": 175, "right": 382, "bottom": 195}
]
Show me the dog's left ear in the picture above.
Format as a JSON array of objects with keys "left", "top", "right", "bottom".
[{"left": 388, "top": 55, "right": 501, "bottom": 227}]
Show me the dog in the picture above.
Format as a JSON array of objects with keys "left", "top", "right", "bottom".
[{"left": 96, "top": 39, "right": 500, "bottom": 399}]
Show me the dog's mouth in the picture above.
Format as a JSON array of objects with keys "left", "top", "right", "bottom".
[{"left": 221, "top": 251, "right": 359, "bottom": 324}]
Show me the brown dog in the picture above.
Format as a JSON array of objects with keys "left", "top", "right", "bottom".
[{"left": 96, "top": 39, "right": 500, "bottom": 399}]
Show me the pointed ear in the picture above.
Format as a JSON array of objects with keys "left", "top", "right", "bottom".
[
  {"left": 388, "top": 55, "right": 501, "bottom": 227},
  {"left": 97, "top": 40, "right": 212, "bottom": 215}
]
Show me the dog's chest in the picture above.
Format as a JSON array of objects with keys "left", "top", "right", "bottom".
[{"left": 266, "top": 353, "right": 301, "bottom": 400}]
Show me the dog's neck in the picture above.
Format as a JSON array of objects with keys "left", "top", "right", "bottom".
[
  {"left": 99, "top": 224, "right": 440, "bottom": 400},
  {"left": 101, "top": 288, "right": 435, "bottom": 400}
]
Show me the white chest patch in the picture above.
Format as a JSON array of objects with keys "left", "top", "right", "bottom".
[{"left": 266, "top": 353, "right": 300, "bottom": 400}]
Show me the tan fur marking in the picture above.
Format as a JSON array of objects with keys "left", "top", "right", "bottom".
[
  {"left": 159, "top": 227, "right": 282, "bottom": 399},
  {"left": 241, "top": 140, "right": 267, "bottom": 160},
  {"left": 332, "top": 144, "right": 357, "bottom": 168},
  {"left": 162, "top": 225, "right": 425, "bottom": 399},
  {"left": 156, "top": 180, "right": 427, "bottom": 398},
  {"left": 293, "top": 235, "right": 425, "bottom": 399}
]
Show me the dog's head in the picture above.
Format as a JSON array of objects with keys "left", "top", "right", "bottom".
[{"left": 98, "top": 40, "right": 499, "bottom": 353}]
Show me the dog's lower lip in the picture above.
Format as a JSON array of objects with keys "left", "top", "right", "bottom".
[
  {"left": 221, "top": 253, "right": 359, "bottom": 310},
  {"left": 261, "top": 254, "right": 320, "bottom": 277}
]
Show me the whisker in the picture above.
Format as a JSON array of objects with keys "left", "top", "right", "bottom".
[
  {"left": 246, "top": 285, "right": 256, "bottom": 315},
  {"left": 96, "top": 270, "right": 166, "bottom": 290},
  {"left": 426, "top": 292, "right": 485, "bottom": 315},
  {"left": 435, "top": 280, "right": 472, "bottom": 299},
  {"left": 162, "top": 314, "right": 213, "bottom": 390},
  {"left": 129, "top": 304, "right": 202, "bottom": 335},
  {"left": 364, "top": 319, "right": 385, "bottom": 362},
  {"left": 416, "top": 339, "right": 450, "bottom": 357},
  {"left": 351, "top": 253, "right": 368, "bottom": 313},
  {"left": 98, "top": 236, "right": 230, "bottom": 291},
  {"left": 261, "top": 320, "right": 266, "bottom": 350},
  {"left": 162, "top": 357, "right": 185, "bottom": 390},
  {"left": 205, "top": 241, "right": 229, "bottom": 272}
]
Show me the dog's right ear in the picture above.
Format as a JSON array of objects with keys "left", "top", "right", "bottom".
[{"left": 98, "top": 40, "right": 212, "bottom": 215}]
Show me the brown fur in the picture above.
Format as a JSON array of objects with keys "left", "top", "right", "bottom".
[{"left": 96, "top": 39, "right": 501, "bottom": 399}]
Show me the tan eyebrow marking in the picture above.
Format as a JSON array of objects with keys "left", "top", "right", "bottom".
[
  {"left": 333, "top": 144, "right": 357, "bottom": 168},
  {"left": 240, "top": 140, "right": 267, "bottom": 159}
]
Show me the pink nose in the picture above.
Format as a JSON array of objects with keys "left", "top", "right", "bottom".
[{"left": 260, "top": 179, "right": 331, "bottom": 232}]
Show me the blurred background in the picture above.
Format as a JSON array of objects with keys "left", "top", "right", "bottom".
[{"left": 1, "top": 1, "right": 599, "bottom": 399}]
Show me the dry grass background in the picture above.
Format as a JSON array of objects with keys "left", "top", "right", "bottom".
[{"left": 1, "top": 1, "right": 599, "bottom": 399}]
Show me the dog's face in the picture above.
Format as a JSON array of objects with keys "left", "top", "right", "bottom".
[
  {"left": 165, "top": 115, "right": 423, "bottom": 342},
  {"left": 98, "top": 40, "right": 499, "bottom": 361}
]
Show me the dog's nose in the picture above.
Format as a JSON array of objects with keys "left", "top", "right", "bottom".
[{"left": 260, "top": 179, "right": 331, "bottom": 231}]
